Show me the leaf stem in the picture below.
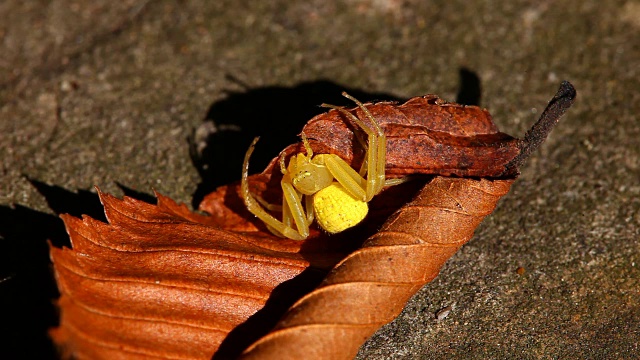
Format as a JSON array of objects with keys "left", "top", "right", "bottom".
[{"left": 505, "top": 81, "right": 577, "bottom": 174}]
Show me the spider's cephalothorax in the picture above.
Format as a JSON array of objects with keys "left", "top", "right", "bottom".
[{"left": 241, "top": 92, "right": 400, "bottom": 240}]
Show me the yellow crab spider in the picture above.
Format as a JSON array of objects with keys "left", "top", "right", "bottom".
[{"left": 241, "top": 92, "right": 401, "bottom": 240}]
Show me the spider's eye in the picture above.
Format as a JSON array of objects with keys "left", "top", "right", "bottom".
[{"left": 296, "top": 171, "right": 311, "bottom": 179}]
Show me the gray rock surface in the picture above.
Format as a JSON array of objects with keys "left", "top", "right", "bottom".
[{"left": 1, "top": 1, "right": 638, "bottom": 359}]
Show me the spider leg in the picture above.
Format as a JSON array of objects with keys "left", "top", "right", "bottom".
[
  {"left": 342, "top": 92, "right": 387, "bottom": 197},
  {"left": 346, "top": 129, "right": 368, "bottom": 177},
  {"left": 305, "top": 194, "right": 315, "bottom": 224},
  {"left": 321, "top": 92, "right": 387, "bottom": 201},
  {"left": 324, "top": 153, "right": 407, "bottom": 200},
  {"left": 279, "top": 154, "right": 287, "bottom": 174},
  {"left": 320, "top": 154, "right": 367, "bottom": 201},
  {"left": 241, "top": 137, "right": 306, "bottom": 240},
  {"left": 384, "top": 177, "right": 409, "bottom": 186},
  {"left": 358, "top": 158, "right": 368, "bottom": 177},
  {"left": 300, "top": 132, "right": 314, "bottom": 159},
  {"left": 281, "top": 182, "right": 310, "bottom": 238},
  {"left": 253, "top": 193, "right": 282, "bottom": 211},
  {"left": 282, "top": 192, "right": 293, "bottom": 228}
]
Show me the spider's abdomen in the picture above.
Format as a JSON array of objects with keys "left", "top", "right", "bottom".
[{"left": 312, "top": 182, "right": 368, "bottom": 234}]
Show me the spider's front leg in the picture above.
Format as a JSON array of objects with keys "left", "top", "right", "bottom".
[
  {"left": 241, "top": 137, "right": 308, "bottom": 240},
  {"left": 321, "top": 92, "right": 387, "bottom": 201},
  {"left": 279, "top": 180, "right": 311, "bottom": 239}
]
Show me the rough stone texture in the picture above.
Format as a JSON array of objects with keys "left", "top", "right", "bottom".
[{"left": 0, "top": 0, "right": 638, "bottom": 359}]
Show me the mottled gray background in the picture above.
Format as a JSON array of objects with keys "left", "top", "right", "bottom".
[{"left": 1, "top": 1, "right": 638, "bottom": 359}]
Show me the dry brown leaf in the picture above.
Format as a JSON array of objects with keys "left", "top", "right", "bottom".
[
  {"left": 256, "top": 94, "right": 522, "bottom": 180},
  {"left": 50, "top": 190, "right": 311, "bottom": 359},
  {"left": 49, "top": 82, "right": 576, "bottom": 359}
]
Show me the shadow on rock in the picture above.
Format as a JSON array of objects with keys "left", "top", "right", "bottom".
[
  {"left": 456, "top": 67, "right": 482, "bottom": 106},
  {"left": 0, "top": 178, "right": 156, "bottom": 359}
]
